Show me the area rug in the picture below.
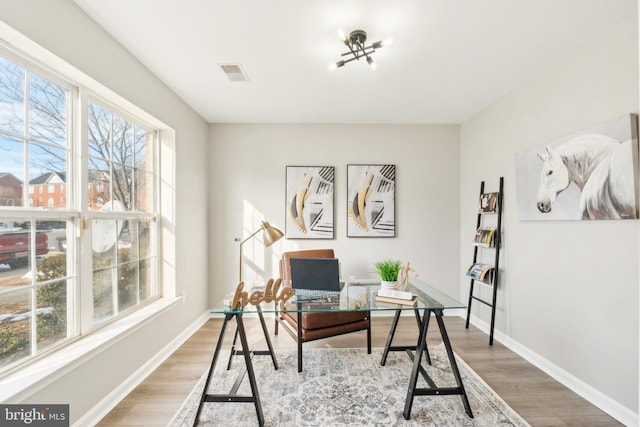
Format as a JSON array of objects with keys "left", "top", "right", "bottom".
[{"left": 172, "top": 345, "right": 530, "bottom": 427}]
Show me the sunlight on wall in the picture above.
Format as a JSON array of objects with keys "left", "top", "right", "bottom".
[{"left": 240, "top": 200, "right": 289, "bottom": 286}]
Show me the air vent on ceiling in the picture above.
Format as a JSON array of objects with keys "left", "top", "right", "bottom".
[{"left": 219, "top": 64, "right": 249, "bottom": 82}]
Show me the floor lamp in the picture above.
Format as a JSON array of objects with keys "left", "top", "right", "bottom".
[{"left": 238, "top": 220, "right": 284, "bottom": 282}]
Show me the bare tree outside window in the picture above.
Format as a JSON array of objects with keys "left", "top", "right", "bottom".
[
  {"left": 87, "top": 102, "right": 152, "bottom": 212},
  {"left": 0, "top": 60, "right": 67, "bottom": 202}
]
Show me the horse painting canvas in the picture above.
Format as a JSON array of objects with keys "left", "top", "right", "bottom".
[{"left": 515, "top": 114, "right": 639, "bottom": 220}]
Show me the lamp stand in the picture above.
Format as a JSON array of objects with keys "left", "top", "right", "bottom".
[{"left": 238, "top": 228, "right": 264, "bottom": 282}]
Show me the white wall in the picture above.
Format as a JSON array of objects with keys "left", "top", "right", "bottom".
[
  {"left": 460, "top": 11, "right": 638, "bottom": 421},
  {"left": 208, "top": 124, "right": 460, "bottom": 305},
  {"left": 0, "top": 0, "right": 209, "bottom": 423}
]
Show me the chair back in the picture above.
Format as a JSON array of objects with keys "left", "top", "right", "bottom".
[{"left": 280, "top": 249, "right": 335, "bottom": 281}]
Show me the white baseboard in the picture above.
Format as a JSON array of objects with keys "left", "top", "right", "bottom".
[
  {"left": 467, "top": 314, "right": 638, "bottom": 427},
  {"left": 75, "top": 310, "right": 210, "bottom": 427}
]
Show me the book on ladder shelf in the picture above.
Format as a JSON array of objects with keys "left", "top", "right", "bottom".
[
  {"left": 472, "top": 228, "right": 496, "bottom": 248},
  {"left": 465, "top": 263, "right": 494, "bottom": 284}
]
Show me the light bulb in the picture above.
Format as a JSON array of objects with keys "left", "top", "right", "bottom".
[
  {"left": 367, "top": 57, "right": 376, "bottom": 70},
  {"left": 328, "top": 61, "right": 345, "bottom": 71}
]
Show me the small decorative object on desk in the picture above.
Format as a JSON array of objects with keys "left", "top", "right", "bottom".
[
  {"left": 374, "top": 259, "right": 418, "bottom": 300},
  {"left": 374, "top": 259, "right": 402, "bottom": 290},
  {"left": 224, "top": 279, "right": 295, "bottom": 309},
  {"left": 381, "top": 281, "right": 397, "bottom": 290},
  {"left": 376, "top": 261, "right": 418, "bottom": 305},
  {"left": 398, "top": 261, "right": 418, "bottom": 291}
]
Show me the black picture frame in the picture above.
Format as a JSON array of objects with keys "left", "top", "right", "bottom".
[
  {"left": 347, "top": 164, "right": 396, "bottom": 237},
  {"left": 285, "top": 166, "right": 335, "bottom": 239}
]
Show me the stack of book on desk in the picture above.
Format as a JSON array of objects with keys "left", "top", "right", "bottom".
[{"left": 375, "top": 288, "right": 418, "bottom": 305}]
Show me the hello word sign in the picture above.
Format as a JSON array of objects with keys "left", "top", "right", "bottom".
[{"left": 230, "top": 278, "right": 294, "bottom": 308}]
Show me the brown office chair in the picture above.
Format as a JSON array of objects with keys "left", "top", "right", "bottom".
[{"left": 275, "top": 249, "right": 371, "bottom": 372}]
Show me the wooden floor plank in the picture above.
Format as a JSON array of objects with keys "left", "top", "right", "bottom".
[{"left": 97, "top": 315, "right": 622, "bottom": 426}]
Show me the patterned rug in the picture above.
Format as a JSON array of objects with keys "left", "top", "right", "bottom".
[{"left": 172, "top": 345, "right": 530, "bottom": 427}]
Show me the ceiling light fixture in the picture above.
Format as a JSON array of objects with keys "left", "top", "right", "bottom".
[{"left": 329, "top": 29, "right": 390, "bottom": 71}]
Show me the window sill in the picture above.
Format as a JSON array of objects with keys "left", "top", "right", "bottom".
[{"left": 0, "top": 296, "right": 181, "bottom": 403}]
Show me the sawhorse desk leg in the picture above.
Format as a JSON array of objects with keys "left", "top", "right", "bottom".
[
  {"left": 226, "top": 306, "right": 278, "bottom": 371},
  {"left": 194, "top": 313, "right": 265, "bottom": 427},
  {"left": 380, "top": 307, "right": 431, "bottom": 366},
  {"left": 403, "top": 309, "right": 473, "bottom": 420}
]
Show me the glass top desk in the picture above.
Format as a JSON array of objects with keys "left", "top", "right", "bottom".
[{"left": 194, "top": 278, "right": 473, "bottom": 426}]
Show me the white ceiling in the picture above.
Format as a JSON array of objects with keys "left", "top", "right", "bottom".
[{"left": 74, "top": 0, "right": 636, "bottom": 124}]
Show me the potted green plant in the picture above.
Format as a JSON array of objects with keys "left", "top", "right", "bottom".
[{"left": 374, "top": 259, "right": 403, "bottom": 289}]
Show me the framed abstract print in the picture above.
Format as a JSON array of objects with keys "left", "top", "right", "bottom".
[
  {"left": 347, "top": 164, "right": 396, "bottom": 237},
  {"left": 285, "top": 166, "right": 335, "bottom": 239}
]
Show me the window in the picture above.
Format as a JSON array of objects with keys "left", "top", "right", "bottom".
[
  {"left": 87, "top": 100, "right": 157, "bottom": 326},
  {"left": 0, "top": 50, "right": 159, "bottom": 374},
  {"left": 0, "top": 52, "right": 74, "bottom": 373}
]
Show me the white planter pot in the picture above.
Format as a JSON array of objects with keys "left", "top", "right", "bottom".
[{"left": 380, "top": 280, "right": 398, "bottom": 290}]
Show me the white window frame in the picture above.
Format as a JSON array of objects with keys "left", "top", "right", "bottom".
[
  {"left": 0, "top": 34, "right": 172, "bottom": 382},
  {"left": 81, "top": 94, "right": 161, "bottom": 330},
  {"left": 0, "top": 22, "right": 177, "bottom": 403},
  {"left": 0, "top": 47, "right": 79, "bottom": 374}
]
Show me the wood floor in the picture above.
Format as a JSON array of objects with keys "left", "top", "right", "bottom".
[{"left": 97, "top": 315, "right": 622, "bottom": 426}]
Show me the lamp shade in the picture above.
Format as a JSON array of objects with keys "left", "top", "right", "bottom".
[
  {"left": 261, "top": 221, "right": 284, "bottom": 247},
  {"left": 238, "top": 220, "right": 284, "bottom": 281}
]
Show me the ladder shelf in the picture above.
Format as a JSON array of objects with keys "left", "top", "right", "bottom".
[{"left": 465, "top": 177, "right": 503, "bottom": 345}]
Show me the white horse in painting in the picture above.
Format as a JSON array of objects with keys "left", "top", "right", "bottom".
[{"left": 536, "top": 133, "right": 638, "bottom": 219}]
